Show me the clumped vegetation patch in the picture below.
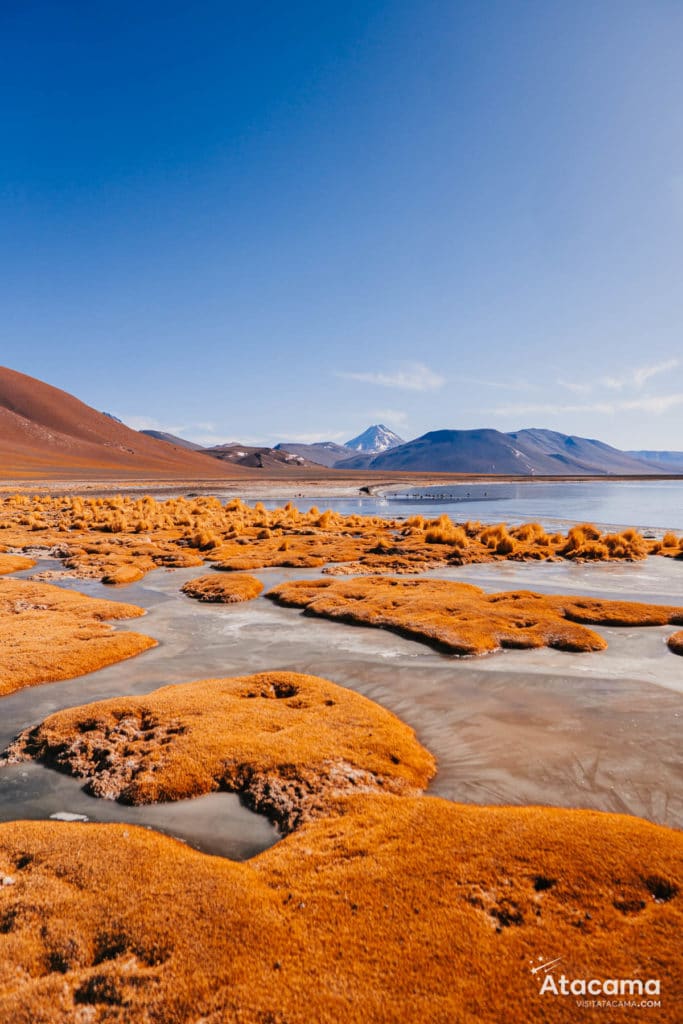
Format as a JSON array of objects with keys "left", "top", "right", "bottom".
[
  {"left": 0, "top": 495, "right": 679, "bottom": 586},
  {"left": 667, "top": 629, "right": 683, "bottom": 656},
  {"left": 266, "top": 577, "right": 683, "bottom": 656},
  {"left": 181, "top": 573, "right": 264, "bottom": 603},
  {"left": 0, "top": 578, "right": 156, "bottom": 696},
  {"left": 0, "top": 634, "right": 680, "bottom": 1022},
  {"left": 0, "top": 552, "right": 35, "bottom": 575},
  {"left": 0, "top": 495, "right": 680, "bottom": 1021},
  {"left": 1, "top": 671, "right": 436, "bottom": 833},
  {"left": 0, "top": 797, "right": 679, "bottom": 1023}
]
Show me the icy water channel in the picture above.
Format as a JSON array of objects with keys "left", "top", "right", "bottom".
[{"left": 1, "top": 556, "right": 682, "bottom": 858}]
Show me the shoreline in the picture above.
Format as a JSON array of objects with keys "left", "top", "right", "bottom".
[
  {"left": 2, "top": 476, "right": 682, "bottom": 535},
  {"left": 0, "top": 470, "right": 681, "bottom": 501}
]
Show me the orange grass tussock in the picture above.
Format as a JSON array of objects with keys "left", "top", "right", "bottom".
[
  {"left": 181, "top": 573, "right": 264, "bottom": 603},
  {"left": 0, "top": 494, "right": 680, "bottom": 587},
  {"left": 1, "top": 672, "right": 436, "bottom": 832},
  {"left": 667, "top": 629, "right": 683, "bottom": 656},
  {"left": 266, "top": 577, "right": 683, "bottom": 656},
  {"left": 0, "top": 552, "right": 35, "bottom": 574},
  {"left": 0, "top": 799, "right": 680, "bottom": 1023},
  {"left": 0, "top": 578, "right": 157, "bottom": 696},
  {"left": 101, "top": 564, "right": 146, "bottom": 585}
]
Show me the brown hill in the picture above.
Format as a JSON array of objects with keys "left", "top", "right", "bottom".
[
  {"left": 0, "top": 367, "right": 246, "bottom": 480},
  {"left": 204, "top": 443, "right": 319, "bottom": 469},
  {"left": 139, "top": 429, "right": 205, "bottom": 451}
]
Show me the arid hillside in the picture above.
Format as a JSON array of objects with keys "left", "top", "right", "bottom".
[{"left": 0, "top": 367, "right": 247, "bottom": 480}]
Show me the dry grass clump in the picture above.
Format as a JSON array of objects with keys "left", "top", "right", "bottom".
[
  {"left": 0, "top": 798, "right": 679, "bottom": 1023},
  {"left": 266, "top": 577, "right": 683, "bottom": 656},
  {"left": 0, "top": 578, "right": 156, "bottom": 696},
  {"left": 424, "top": 514, "right": 468, "bottom": 548},
  {"left": 0, "top": 495, "right": 679, "bottom": 585},
  {"left": 511, "top": 521, "right": 547, "bottom": 542},
  {"left": 210, "top": 532, "right": 370, "bottom": 572},
  {"left": 558, "top": 523, "right": 651, "bottom": 561},
  {"left": 2, "top": 672, "right": 435, "bottom": 832},
  {"left": 181, "top": 573, "right": 264, "bottom": 603},
  {"left": 551, "top": 594, "right": 683, "bottom": 627},
  {"left": 479, "top": 523, "right": 510, "bottom": 548},
  {"left": 666, "top": 630, "right": 683, "bottom": 656},
  {"left": 478, "top": 523, "right": 535, "bottom": 557},
  {"left": 0, "top": 552, "right": 35, "bottom": 575},
  {"left": 101, "top": 564, "right": 145, "bottom": 585},
  {"left": 187, "top": 530, "right": 219, "bottom": 550},
  {"left": 654, "top": 531, "right": 683, "bottom": 559},
  {"left": 567, "top": 539, "right": 610, "bottom": 560},
  {"left": 602, "top": 528, "right": 649, "bottom": 560}
]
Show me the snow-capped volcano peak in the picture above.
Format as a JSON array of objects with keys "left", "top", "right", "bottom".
[{"left": 345, "top": 424, "right": 404, "bottom": 453}]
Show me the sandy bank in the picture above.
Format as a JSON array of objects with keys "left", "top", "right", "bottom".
[{"left": 1, "top": 470, "right": 681, "bottom": 499}]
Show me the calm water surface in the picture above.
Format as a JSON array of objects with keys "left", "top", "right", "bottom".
[{"left": 260, "top": 479, "right": 683, "bottom": 531}]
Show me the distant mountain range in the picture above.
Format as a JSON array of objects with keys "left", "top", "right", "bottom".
[
  {"left": 270, "top": 427, "right": 681, "bottom": 476},
  {"left": 201, "top": 444, "right": 317, "bottom": 470},
  {"left": 139, "top": 434, "right": 322, "bottom": 469},
  {"left": 273, "top": 423, "right": 405, "bottom": 467},
  {"left": 149, "top": 423, "right": 681, "bottom": 476},
  {"left": 272, "top": 441, "right": 353, "bottom": 468},
  {"left": 627, "top": 450, "right": 683, "bottom": 473},
  {"left": 335, "top": 428, "right": 669, "bottom": 475},
  {"left": 1, "top": 367, "right": 680, "bottom": 479}
]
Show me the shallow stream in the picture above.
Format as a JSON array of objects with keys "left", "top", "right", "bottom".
[{"left": 2, "top": 555, "right": 681, "bottom": 857}]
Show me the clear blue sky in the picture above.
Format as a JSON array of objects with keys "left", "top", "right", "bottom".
[{"left": 2, "top": 0, "right": 682, "bottom": 449}]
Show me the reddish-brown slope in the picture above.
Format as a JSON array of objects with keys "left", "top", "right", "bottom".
[{"left": 0, "top": 366, "right": 248, "bottom": 479}]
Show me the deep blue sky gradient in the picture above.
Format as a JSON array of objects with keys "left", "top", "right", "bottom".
[{"left": 2, "top": 1, "right": 683, "bottom": 448}]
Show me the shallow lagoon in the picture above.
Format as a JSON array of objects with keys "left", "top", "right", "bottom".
[{"left": 257, "top": 479, "right": 683, "bottom": 531}]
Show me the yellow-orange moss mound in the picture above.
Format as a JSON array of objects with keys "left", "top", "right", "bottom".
[
  {"left": 2, "top": 672, "right": 435, "bottom": 831},
  {"left": 0, "top": 578, "right": 156, "bottom": 697},
  {"left": 0, "top": 798, "right": 680, "bottom": 1023},
  {"left": 266, "top": 577, "right": 683, "bottom": 655},
  {"left": 181, "top": 573, "right": 263, "bottom": 603},
  {"left": 0, "top": 552, "right": 35, "bottom": 574},
  {"left": 101, "top": 564, "right": 145, "bottom": 585},
  {"left": 667, "top": 630, "right": 683, "bottom": 656}
]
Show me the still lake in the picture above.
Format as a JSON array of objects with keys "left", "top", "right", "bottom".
[{"left": 259, "top": 479, "right": 683, "bottom": 531}]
